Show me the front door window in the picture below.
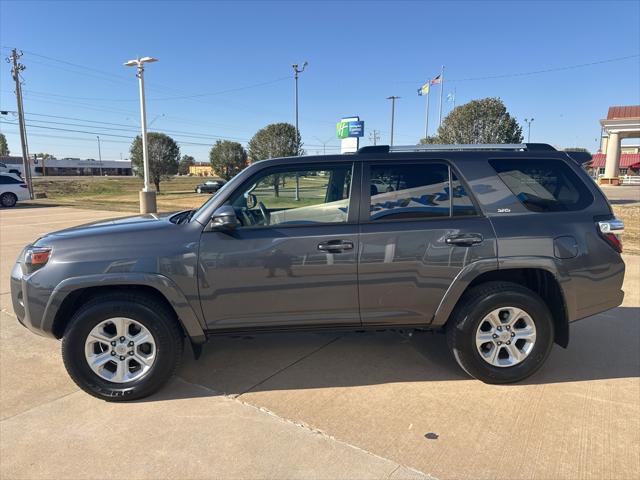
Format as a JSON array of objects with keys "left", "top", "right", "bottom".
[{"left": 231, "top": 165, "right": 353, "bottom": 227}]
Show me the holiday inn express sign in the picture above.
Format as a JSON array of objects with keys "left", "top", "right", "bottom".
[{"left": 336, "top": 120, "right": 365, "bottom": 139}]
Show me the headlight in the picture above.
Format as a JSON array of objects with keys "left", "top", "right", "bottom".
[{"left": 24, "top": 246, "right": 52, "bottom": 272}]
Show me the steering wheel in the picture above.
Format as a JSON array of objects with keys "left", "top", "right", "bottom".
[{"left": 258, "top": 201, "right": 271, "bottom": 226}]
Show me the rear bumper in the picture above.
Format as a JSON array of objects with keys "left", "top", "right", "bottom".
[{"left": 570, "top": 288, "right": 624, "bottom": 323}]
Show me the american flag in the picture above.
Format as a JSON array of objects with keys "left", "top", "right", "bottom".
[{"left": 430, "top": 74, "right": 442, "bottom": 85}]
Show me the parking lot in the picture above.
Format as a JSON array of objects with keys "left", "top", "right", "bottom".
[{"left": 1, "top": 205, "right": 639, "bottom": 479}]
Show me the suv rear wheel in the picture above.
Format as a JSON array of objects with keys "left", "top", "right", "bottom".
[
  {"left": 446, "top": 281, "right": 554, "bottom": 384},
  {"left": 62, "top": 293, "right": 183, "bottom": 401}
]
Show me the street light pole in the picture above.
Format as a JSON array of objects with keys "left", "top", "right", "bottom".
[
  {"left": 292, "top": 61, "right": 307, "bottom": 201},
  {"left": 524, "top": 118, "right": 534, "bottom": 143},
  {"left": 386, "top": 96, "right": 400, "bottom": 146},
  {"left": 292, "top": 62, "right": 308, "bottom": 152},
  {"left": 125, "top": 56, "right": 158, "bottom": 213},
  {"left": 96, "top": 135, "right": 103, "bottom": 176}
]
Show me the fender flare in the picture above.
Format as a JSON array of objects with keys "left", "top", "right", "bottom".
[
  {"left": 43, "top": 272, "right": 207, "bottom": 344},
  {"left": 432, "top": 257, "right": 573, "bottom": 328}
]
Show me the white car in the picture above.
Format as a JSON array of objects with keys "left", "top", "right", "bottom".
[
  {"left": 0, "top": 173, "right": 29, "bottom": 207},
  {"left": 0, "top": 162, "right": 22, "bottom": 176}
]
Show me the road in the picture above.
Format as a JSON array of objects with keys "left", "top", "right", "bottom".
[{"left": 1, "top": 205, "right": 638, "bottom": 480}]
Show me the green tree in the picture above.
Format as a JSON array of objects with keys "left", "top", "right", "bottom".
[
  {"left": 247, "top": 123, "right": 302, "bottom": 161},
  {"left": 209, "top": 140, "right": 247, "bottom": 180},
  {"left": 129, "top": 132, "right": 180, "bottom": 192},
  {"left": 35, "top": 152, "right": 53, "bottom": 159},
  {"left": 178, "top": 154, "right": 195, "bottom": 175},
  {"left": 0, "top": 133, "right": 9, "bottom": 156},
  {"left": 248, "top": 123, "right": 302, "bottom": 197},
  {"left": 421, "top": 97, "right": 523, "bottom": 144}
]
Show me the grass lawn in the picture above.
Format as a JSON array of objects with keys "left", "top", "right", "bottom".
[{"left": 30, "top": 175, "right": 215, "bottom": 212}]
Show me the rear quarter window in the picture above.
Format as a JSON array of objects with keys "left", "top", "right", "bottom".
[{"left": 489, "top": 158, "right": 593, "bottom": 212}]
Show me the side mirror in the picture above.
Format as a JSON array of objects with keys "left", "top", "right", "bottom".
[
  {"left": 245, "top": 193, "right": 258, "bottom": 209},
  {"left": 210, "top": 205, "right": 239, "bottom": 231}
]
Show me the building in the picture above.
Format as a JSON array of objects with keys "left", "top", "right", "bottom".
[
  {"left": 597, "top": 105, "right": 640, "bottom": 184},
  {"left": 0, "top": 155, "right": 132, "bottom": 176},
  {"left": 188, "top": 162, "right": 214, "bottom": 176}
]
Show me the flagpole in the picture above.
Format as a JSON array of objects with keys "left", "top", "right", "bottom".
[
  {"left": 425, "top": 87, "right": 431, "bottom": 139},
  {"left": 438, "top": 65, "right": 445, "bottom": 128}
]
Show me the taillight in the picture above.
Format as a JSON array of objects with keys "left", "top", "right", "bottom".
[
  {"left": 24, "top": 246, "right": 52, "bottom": 272},
  {"left": 597, "top": 219, "right": 624, "bottom": 253}
]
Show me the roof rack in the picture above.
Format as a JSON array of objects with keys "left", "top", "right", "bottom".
[{"left": 357, "top": 143, "right": 556, "bottom": 154}]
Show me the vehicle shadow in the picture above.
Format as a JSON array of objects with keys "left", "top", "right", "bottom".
[{"left": 144, "top": 306, "right": 640, "bottom": 402}]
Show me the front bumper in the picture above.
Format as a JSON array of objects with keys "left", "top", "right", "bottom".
[{"left": 10, "top": 262, "right": 56, "bottom": 338}]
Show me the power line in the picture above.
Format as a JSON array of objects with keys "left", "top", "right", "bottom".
[
  {"left": 0, "top": 119, "right": 342, "bottom": 150},
  {"left": 399, "top": 53, "right": 640, "bottom": 84}
]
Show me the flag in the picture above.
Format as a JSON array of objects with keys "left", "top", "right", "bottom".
[
  {"left": 417, "top": 82, "right": 430, "bottom": 96},
  {"left": 430, "top": 74, "right": 442, "bottom": 85}
]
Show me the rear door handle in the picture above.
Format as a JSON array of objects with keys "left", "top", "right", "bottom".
[
  {"left": 318, "top": 240, "right": 354, "bottom": 253},
  {"left": 445, "top": 233, "right": 483, "bottom": 247}
]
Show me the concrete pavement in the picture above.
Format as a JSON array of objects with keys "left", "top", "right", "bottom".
[{"left": 1, "top": 205, "right": 639, "bottom": 479}]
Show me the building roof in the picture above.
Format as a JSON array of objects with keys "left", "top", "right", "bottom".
[
  {"left": 590, "top": 153, "right": 640, "bottom": 169},
  {"left": 607, "top": 105, "right": 640, "bottom": 120}
]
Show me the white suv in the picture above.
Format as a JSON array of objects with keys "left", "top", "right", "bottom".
[
  {"left": 0, "top": 173, "right": 29, "bottom": 207},
  {"left": 0, "top": 162, "right": 22, "bottom": 176}
]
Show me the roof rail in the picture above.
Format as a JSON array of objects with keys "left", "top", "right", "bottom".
[{"left": 357, "top": 143, "right": 557, "bottom": 154}]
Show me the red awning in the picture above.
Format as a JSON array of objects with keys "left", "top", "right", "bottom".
[{"left": 590, "top": 153, "right": 640, "bottom": 168}]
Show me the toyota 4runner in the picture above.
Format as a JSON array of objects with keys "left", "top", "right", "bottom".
[{"left": 10, "top": 143, "right": 625, "bottom": 401}]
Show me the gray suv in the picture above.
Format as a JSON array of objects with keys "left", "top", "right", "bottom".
[{"left": 11, "top": 143, "right": 625, "bottom": 401}]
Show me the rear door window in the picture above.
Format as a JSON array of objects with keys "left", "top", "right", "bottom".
[
  {"left": 489, "top": 158, "right": 593, "bottom": 212},
  {"left": 368, "top": 163, "right": 478, "bottom": 220}
]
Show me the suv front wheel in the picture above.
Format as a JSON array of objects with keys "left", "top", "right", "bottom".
[
  {"left": 62, "top": 293, "right": 183, "bottom": 401},
  {"left": 446, "top": 281, "right": 554, "bottom": 384}
]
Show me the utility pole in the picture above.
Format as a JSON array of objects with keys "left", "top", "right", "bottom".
[
  {"left": 6, "top": 49, "right": 33, "bottom": 198},
  {"left": 524, "top": 118, "right": 534, "bottom": 143},
  {"left": 314, "top": 136, "right": 332, "bottom": 155},
  {"left": 96, "top": 135, "right": 103, "bottom": 176},
  {"left": 386, "top": 96, "right": 400, "bottom": 146},
  {"left": 369, "top": 130, "right": 381, "bottom": 146},
  {"left": 292, "top": 61, "right": 307, "bottom": 201}
]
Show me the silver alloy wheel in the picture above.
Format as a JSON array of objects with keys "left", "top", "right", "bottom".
[
  {"left": 84, "top": 317, "right": 157, "bottom": 383},
  {"left": 475, "top": 307, "right": 537, "bottom": 368}
]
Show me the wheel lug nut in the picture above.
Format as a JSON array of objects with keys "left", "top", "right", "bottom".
[
  {"left": 119, "top": 336, "right": 125, "bottom": 342},
  {"left": 119, "top": 356, "right": 125, "bottom": 361},
  {"left": 511, "top": 332, "right": 515, "bottom": 337},
  {"left": 506, "top": 325, "right": 510, "bottom": 330},
  {"left": 111, "top": 341, "right": 116, "bottom": 346},
  {"left": 497, "top": 341, "right": 502, "bottom": 345},
  {"left": 111, "top": 351, "right": 116, "bottom": 356},
  {"left": 492, "top": 334, "right": 498, "bottom": 339},
  {"left": 128, "top": 351, "right": 134, "bottom": 355},
  {"left": 497, "top": 326, "right": 502, "bottom": 331},
  {"left": 506, "top": 341, "right": 511, "bottom": 345}
]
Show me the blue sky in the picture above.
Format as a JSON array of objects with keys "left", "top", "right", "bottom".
[{"left": 1, "top": 0, "right": 639, "bottom": 161}]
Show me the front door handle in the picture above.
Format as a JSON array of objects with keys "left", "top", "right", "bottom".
[
  {"left": 318, "top": 240, "right": 354, "bottom": 253},
  {"left": 445, "top": 233, "right": 483, "bottom": 247}
]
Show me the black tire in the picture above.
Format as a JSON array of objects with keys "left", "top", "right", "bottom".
[
  {"left": 62, "top": 293, "right": 183, "bottom": 401},
  {"left": 0, "top": 192, "right": 17, "bottom": 207},
  {"left": 446, "top": 281, "right": 554, "bottom": 384}
]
